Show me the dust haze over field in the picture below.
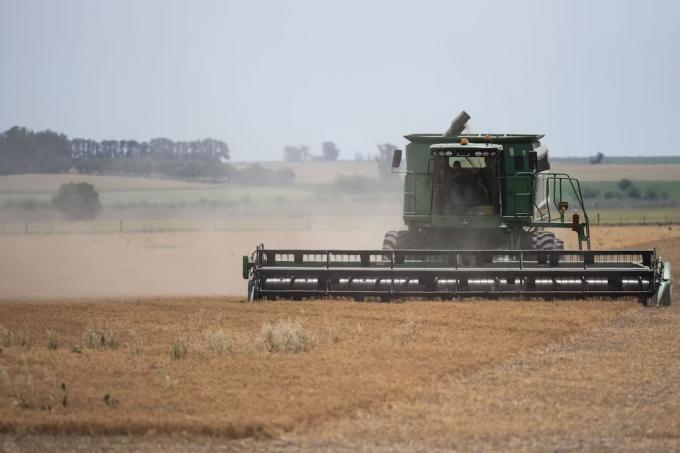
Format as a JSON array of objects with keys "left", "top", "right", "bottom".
[
  {"left": 0, "top": 227, "right": 396, "bottom": 300},
  {"left": 1, "top": 224, "right": 679, "bottom": 301}
]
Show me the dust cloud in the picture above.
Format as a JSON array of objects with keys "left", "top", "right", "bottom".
[
  {"left": 1, "top": 224, "right": 677, "bottom": 301},
  {"left": 0, "top": 224, "right": 397, "bottom": 300}
]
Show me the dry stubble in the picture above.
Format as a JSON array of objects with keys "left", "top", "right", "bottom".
[{"left": 0, "top": 297, "right": 634, "bottom": 438}]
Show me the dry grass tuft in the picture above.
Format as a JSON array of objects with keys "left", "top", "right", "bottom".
[
  {"left": 393, "top": 320, "right": 419, "bottom": 347},
  {"left": 46, "top": 330, "right": 59, "bottom": 351},
  {"left": 0, "top": 366, "right": 58, "bottom": 410},
  {"left": 0, "top": 325, "right": 14, "bottom": 347},
  {"left": 103, "top": 393, "right": 120, "bottom": 408},
  {"left": 126, "top": 329, "right": 143, "bottom": 355},
  {"left": 189, "top": 328, "right": 234, "bottom": 359},
  {"left": 257, "top": 319, "right": 313, "bottom": 353},
  {"left": 7, "top": 373, "right": 39, "bottom": 409},
  {"left": 322, "top": 315, "right": 341, "bottom": 344},
  {"left": 326, "top": 324, "right": 341, "bottom": 344},
  {"left": 170, "top": 339, "right": 188, "bottom": 360},
  {"left": 158, "top": 368, "right": 179, "bottom": 391},
  {"left": 205, "top": 328, "right": 233, "bottom": 355},
  {"left": 84, "top": 325, "right": 120, "bottom": 350},
  {"left": 0, "top": 325, "right": 32, "bottom": 349}
]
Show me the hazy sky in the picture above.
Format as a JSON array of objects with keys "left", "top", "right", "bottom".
[{"left": 1, "top": 0, "right": 679, "bottom": 160}]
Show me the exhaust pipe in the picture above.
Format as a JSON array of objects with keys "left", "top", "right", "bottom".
[{"left": 443, "top": 111, "right": 471, "bottom": 138}]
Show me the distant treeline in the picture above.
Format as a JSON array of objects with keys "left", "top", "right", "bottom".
[
  {"left": 71, "top": 135, "right": 230, "bottom": 180},
  {"left": 557, "top": 179, "right": 680, "bottom": 210},
  {"left": 0, "top": 126, "right": 294, "bottom": 184},
  {"left": 553, "top": 156, "right": 680, "bottom": 165},
  {"left": 580, "top": 179, "right": 679, "bottom": 203},
  {"left": 283, "top": 142, "right": 339, "bottom": 162}
]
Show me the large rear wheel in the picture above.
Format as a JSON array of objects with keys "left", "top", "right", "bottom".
[
  {"left": 382, "top": 230, "right": 425, "bottom": 250},
  {"left": 531, "top": 231, "right": 564, "bottom": 250},
  {"left": 382, "top": 230, "right": 398, "bottom": 251}
]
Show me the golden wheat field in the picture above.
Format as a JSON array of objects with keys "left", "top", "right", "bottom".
[{"left": 0, "top": 225, "right": 679, "bottom": 451}]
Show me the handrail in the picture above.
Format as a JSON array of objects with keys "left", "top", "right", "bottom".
[
  {"left": 532, "top": 172, "right": 590, "bottom": 221},
  {"left": 505, "top": 171, "right": 591, "bottom": 249}
]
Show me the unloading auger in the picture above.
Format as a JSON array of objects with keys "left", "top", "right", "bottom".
[{"left": 243, "top": 112, "right": 672, "bottom": 306}]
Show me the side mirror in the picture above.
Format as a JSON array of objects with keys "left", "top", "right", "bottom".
[
  {"left": 529, "top": 151, "right": 537, "bottom": 171},
  {"left": 391, "top": 149, "right": 402, "bottom": 168}
]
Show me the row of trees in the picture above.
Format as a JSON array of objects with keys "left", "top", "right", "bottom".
[
  {"left": 284, "top": 142, "right": 398, "bottom": 181},
  {"left": 0, "top": 127, "right": 72, "bottom": 174},
  {"left": 0, "top": 126, "right": 400, "bottom": 184},
  {"left": 70, "top": 137, "right": 229, "bottom": 161},
  {"left": 283, "top": 142, "right": 340, "bottom": 162},
  {"left": 582, "top": 179, "right": 671, "bottom": 201},
  {"left": 0, "top": 126, "right": 231, "bottom": 178},
  {"left": 72, "top": 156, "right": 230, "bottom": 180}
]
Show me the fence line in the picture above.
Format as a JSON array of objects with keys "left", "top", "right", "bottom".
[
  {"left": 1, "top": 213, "right": 679, "bottom": 236},
  {"left": 0, "top": 217, "right": 396, "bottom": 236}
]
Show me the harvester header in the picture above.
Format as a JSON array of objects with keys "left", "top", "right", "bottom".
[{"left": 243, "top": 112, "right": 672, "bottom": 305}]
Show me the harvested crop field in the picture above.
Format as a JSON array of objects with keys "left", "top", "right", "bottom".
[
  {"left": 0, "top": 299, "right": 633, "bottom": 436},
  {"left": 0, "top": 226, "right": 679, "bottom": 451}
]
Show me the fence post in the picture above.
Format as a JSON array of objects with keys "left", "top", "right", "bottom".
[{"left": 596, "top": 212, "right": 600, "bottom": 225}]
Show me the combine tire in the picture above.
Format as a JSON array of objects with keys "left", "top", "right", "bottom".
[
  {"left": 531, "top": 231, "right": 564, "bottom": 250},
  {"left": 383, "top": 230, "right": 424, "bottom": 250},
  {"left": 383, "top": 231, "right": 398, "bottom": 251},
  {"left": 247, "top": 280, "right": 259, "bottom": 302}
]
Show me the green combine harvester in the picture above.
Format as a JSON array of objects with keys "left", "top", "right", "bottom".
[{"left": 243, "top": 112, "right": 672, "bottom": 305}]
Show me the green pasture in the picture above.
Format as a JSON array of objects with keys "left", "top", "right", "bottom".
[
  {"left": 0, "top": 174, "right": 313, "bottom": 207},
  {"left": 580, "top": 181, "right": 680, "bottom": 199},
  {"left": 1, "top": 174, "right": 679, "bottom": 216},
  {"left": 587, "top": 207, "right": 680, "bottom": 225}
]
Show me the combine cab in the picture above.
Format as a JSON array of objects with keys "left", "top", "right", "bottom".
[{"left": 243, "top": 112, "right": 672, "bottom": 305}]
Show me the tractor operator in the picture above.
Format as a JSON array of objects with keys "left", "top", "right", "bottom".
[{"left": 448, "top": 160, "right": 465, "bottom": 213}]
